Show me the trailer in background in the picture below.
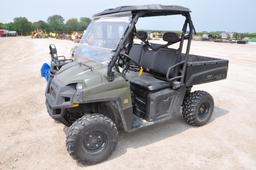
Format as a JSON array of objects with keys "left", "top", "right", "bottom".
[
  {"left": 0, "top": 29, "right": 8, "bottom": 37},
  {"left": 0, "top": 30, "right": 17, "bottom": 37},
  {"left": 7, "top": 31, "right": 17, "bottom": 36}
]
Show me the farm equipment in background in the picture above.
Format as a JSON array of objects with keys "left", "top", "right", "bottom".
[
  {"left": 57, "top": 33, "right": 74, "bottom": 40},
  {"left": 48, "top": 32, "right": 82, "bottom": 42},
  {"left": 49, "top": 32, "right": 58, "bottom": 38},
  {"left": 31, "top": 30, "right": 48, "bottom": 38},
  {"left": 149, "top": 32, "right": 163, "bottom": 40},
  {"left": 71, "top": 32, "right": 83, "bottom": 43}
]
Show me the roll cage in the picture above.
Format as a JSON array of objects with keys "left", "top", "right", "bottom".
[{"left": 94, "top": 5, "right": 195, "bottom": 85}]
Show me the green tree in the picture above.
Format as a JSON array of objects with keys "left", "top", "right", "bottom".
[
  {"left": 65, "top": 18, "right": 80, "bottom": 33},
  {"left": 5, "top": 23, "right": 15, "bottom": 30},
  {"left": 0, "top": 23, "right": 6, "bottom": 29},
  {"left": 12, "top": 17, "right": 33, "bottom": 35},
  {"left": 47, "top": 15, "right": 65, "bottom": 32},
  {"left": 33, "top": 20, "right": 50, "bottom": 32},
  {"left": 79, "top": 17, "right": 91, "bottom": 31}
]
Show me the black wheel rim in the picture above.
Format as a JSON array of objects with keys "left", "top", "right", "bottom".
[
  {"left": 198, "top": 102, "right": 210, "bottom": 121},
  {"left": 83, "top": 131, "right": 107, "bottom": 153}
]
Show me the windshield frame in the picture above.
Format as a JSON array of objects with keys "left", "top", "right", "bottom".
[
  {"left": 80, "top": 14, "right": 132, "bottom": 51},
  {"left": 73, "top": 13, "right": 133, "bottom": 65}
]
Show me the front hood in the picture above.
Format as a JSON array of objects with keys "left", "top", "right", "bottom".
[{"left": 54, "top": 61, "right": 106, "bottom": 87}]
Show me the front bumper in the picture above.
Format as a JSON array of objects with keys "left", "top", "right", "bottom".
[
  {"left": 46, "top": 93, "right": 72, "bottom": 126},
  {"left": 45, "top": 78, "right": 79, "bottom": 126}
]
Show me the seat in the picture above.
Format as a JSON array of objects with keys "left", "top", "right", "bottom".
[
  {"left": 140, "top": 48, "right": 179, "bottom": 76},
  {"left": 129, "top": 32, "right": 181, "bottom": 78},
  {"left": 127, "top": 72, "right": 170, "bottom": 91},
  {"left": 128, "top": 31, "right": 148, "bottom": 64},
  {"left": 127, "top": 32, "right": 181, "bottom": 91}
]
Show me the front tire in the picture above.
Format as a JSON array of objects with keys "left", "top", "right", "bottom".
[
  {"left": 66, "top": 114, "right": 118, "bottom": 165},
  {"left": 182, "top": 91, "right": 214, "bottom": 126}
]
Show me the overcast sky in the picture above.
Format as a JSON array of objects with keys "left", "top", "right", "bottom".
[{"left": 1, "top": 0, "right": 255, "bottom": 32}]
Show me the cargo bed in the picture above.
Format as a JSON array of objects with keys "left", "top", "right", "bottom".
[{"left": 184, "top": 54, "right": 229, "bottom": 86}]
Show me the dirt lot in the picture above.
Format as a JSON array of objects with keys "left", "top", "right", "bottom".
[{"left": 0, "top": 37, "right": 255, "bottom": 170}]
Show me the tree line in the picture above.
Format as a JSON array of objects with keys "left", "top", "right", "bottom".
[{"left": 0, "top": 15, "right": 91, "bottom": 35}]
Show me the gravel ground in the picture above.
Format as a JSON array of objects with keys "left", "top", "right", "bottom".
[{"left": 0, "top": 37, "right": 255, "bottom": 170}]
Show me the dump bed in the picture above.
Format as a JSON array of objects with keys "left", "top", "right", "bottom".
[{"left": 185, "top": 54, "right": 228, "bottom": 86}]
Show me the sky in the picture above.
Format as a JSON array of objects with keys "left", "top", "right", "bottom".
[{"left": 0, "top": 0, "right": 255, "bottom": 33}]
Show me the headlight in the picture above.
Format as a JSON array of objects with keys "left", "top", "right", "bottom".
[{"left": 76, "top": 83, "right": 83, "bottom": 90}]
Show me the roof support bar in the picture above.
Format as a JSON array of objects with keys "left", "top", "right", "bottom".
[{"left": 107, "top": 14, "right": 141, "bottom": 81}]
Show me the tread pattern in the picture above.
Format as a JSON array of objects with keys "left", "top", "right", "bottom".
[
  {"left": 66, "top": 114, "right": 118, "bottom": 165},
  {"left": 182, "top": 90, "right": 213, "bottom": 126}
]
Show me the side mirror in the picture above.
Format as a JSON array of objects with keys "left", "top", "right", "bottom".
[{"left": 49, "top": 44, "right": 57, "bottom": 57}]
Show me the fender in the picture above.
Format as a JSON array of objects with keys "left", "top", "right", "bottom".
[{"left": 84, "top": 96, "right": 134, "bottom": 132}]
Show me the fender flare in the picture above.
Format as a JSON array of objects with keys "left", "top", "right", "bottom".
[{"left": 85, "top": 97, "right": 132, "bottom": 132}]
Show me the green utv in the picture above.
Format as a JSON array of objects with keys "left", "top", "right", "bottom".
[{"left": 44, "top": 5, "right": 228, "bottom": 164}]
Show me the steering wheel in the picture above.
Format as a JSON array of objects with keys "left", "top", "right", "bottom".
[{"left": 118, "top": 52, "right": 140, "bottom": 73}]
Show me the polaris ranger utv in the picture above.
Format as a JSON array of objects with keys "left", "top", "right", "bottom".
[{"left": 44, "top": 5, "right": 228, "bottom": 164}]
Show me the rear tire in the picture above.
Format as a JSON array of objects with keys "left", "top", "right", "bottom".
[
  {"left": 182, "top": 91, "right": 214, "bottom": 126},
  {"left": 66, "top": 114, "right": 118, "bottom": 165}
]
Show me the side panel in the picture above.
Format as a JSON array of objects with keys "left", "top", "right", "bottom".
[
  {"left": 126, "top": 86, "right": 186, "bottom": 132},
  {"left": 83, "top": 77, "right": 132, "bottom": 109},
  {"left": 146, "top": 86, "right": 186, "bottom": 121},
  {"left": 81, "top": 76, "right": 134, "bottom": 132},
  {"left": 185, "top": 58, "right": 229, "bottom": 86}
]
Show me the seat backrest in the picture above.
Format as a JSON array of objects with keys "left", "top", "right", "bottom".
[
  {"left": 151, "top": 32, "right": 180, "bottom": 77},
  {"left": 140, "top": 49, "right": 155, "bottom": 70},
  {"left": 151, "top": 48, "right": 179, "bottom": 77},
  {"left": 128, "top": 31, "right": 180, "bottom": 78},
  {"left": 140, "top": 47, "right": 179, "bottom": 77},
  {"left": 128, "top": 31, "right": 148, "bottom": 64},
  {"left": 128, "top": 44, "right": 144, "bottom": 64}
]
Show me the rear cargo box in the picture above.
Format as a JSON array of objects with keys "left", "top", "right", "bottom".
[{"left": 185, "top": 55, "right": 229, "bottom": 86}]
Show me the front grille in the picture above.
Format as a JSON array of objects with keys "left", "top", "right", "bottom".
[{"left": 47, "top": 78, "right": 75, "bottom": 105}]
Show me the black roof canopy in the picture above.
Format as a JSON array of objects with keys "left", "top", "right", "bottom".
[{"left": 93, "top": 4, "right": 191, "bottom": 18}]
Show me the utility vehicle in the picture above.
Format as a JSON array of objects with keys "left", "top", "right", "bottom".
[{"left": 44, "top": 5, "right": 229, "bottom": 164}]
